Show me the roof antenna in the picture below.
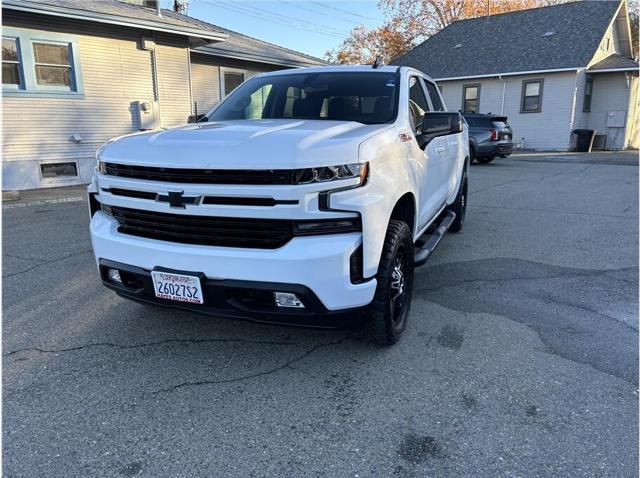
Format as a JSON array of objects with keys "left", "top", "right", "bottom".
[{"left": 372, "top": 56, "right": 383, "bottom": 69}]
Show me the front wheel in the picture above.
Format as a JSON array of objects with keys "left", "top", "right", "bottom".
[
  {"left": 448, "top": 167, "right": 468, "bottom": 233},
  {"left": 364, "top": 220, "right": 414, "bottom": 346}
]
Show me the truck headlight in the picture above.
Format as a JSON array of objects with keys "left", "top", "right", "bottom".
[
  {"left": 97, "top": 160, "right": 107, "bottom": 174},
  {"left": 295, "top": 163, "right": 368, "bottom": 185}
]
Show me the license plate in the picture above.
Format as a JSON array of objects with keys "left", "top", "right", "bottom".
[{"left": 151, "top": 271, "right": 204, "bottom": 304}]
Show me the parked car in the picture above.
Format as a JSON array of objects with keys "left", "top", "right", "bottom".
[
  {"left": 463, "top": 113, "right": 513, "bottom": 164},
  {"left": 88, "top": 65, "right": 469, "bottom": 345}
]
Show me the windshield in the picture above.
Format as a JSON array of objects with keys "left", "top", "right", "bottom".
[{"left": 208, "top": 72, "right": 399, "bottom": 125}]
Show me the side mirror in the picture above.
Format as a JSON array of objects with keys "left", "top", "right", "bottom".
[
  {"left": 187, "top": 114, "right": 207, "bottom": 124},
  {"left": 419, "top": 112, "right": 463, "bottom": 148}
]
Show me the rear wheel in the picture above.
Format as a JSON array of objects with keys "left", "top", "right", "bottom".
[
  {"left": 448, "top": 167, "right": 468, "bottom": 233},
  {"left": 364, "top": 220, "right": 414, "bottom": 346},
  {"left": 476, "top": 156, "right": 495, "bottom": 164}
]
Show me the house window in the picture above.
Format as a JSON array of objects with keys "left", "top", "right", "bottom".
[
  {"left": 220, "top": 68, "right": 246, "bottom": 98},
  {"left": 2, "top": 37, "right": 22, "bottom": 86},
  {"left": 425, "top": 81, "right": 444, "bottom": 111},
  {"left": 583, "top": 77, "right": 593, "bottom": 112},
  {"left": 462, "top": 84, "right": 480, "bottom": 113},
  {"left": 3, "top": 27, "right": 83, "bottom": 96},
  {"left": 521, "top": 79, "right": 543, "bottom": 113},
  {"left": 33, "top": 42, "right": 72, "bottom": 87}
]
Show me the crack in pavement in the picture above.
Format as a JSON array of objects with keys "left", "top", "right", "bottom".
[
  {"left": 3, "top": 249, "right": 93, "bottom": 278},
  {"left": 415, "top": 265, "right": 635, "bottom": 293},
  {"left": 528, "top": 293, "right": 638, "bottom": 332},
  {"left": 469, "top": 203, "right": 635, "bottom": 219},
  {"left": 146, "top": 336, "right": 349, "bottom": 396},
  {"left": 3, "top": 337, "right": 303, "bottom": 357},
  {"left": 3, "top": 253, "right": 47, "bottom": 263},
  {"left": 470, "top": 179, "right": 521, "bottom": 195}
]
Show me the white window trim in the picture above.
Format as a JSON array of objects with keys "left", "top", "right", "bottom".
[
  {"left": 3, "top": 26, "right": 84, "bottom": 98},
  {"left": 219, "top": 67, "right": 247, "bottom": 99}
]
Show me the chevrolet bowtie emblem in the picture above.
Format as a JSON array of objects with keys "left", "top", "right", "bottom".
[{"left": 156, "top": 190, "right": 201, "bottom": 208}]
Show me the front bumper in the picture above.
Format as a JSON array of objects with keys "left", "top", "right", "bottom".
[{"left": 90, "top": 211, "right": 377, "bottom": 315}]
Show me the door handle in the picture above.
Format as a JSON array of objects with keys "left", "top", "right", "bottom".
[{"left": 436, "top": 147, "right": 446, "bottom": 153}]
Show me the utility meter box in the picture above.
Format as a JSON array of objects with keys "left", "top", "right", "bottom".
[{"left": 135, "top": 100, "right": 159, "bottom": 130}]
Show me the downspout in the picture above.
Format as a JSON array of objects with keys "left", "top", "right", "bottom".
[
  {"left": 499, "top": 74, "right": 506, "bottom": 115},
  {"left": 568, "top": 69, "right": 581, "bottom": 148},
  {"left": 151, "top": 31, "right": 162, "bottom": 127}
]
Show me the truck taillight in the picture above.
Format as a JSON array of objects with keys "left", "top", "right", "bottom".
[{"left": 490, "top": 129, "right": 498, "bottom": 141}]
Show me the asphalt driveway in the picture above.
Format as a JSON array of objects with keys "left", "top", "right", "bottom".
[{"left": 3, "top": 152, "right": 638, "bottom": 477}]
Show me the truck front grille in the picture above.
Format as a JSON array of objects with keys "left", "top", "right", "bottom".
[
  {"left": 108, "top": 206, "right": 361, "bottom": 249},
  {"left": 110, "top": 206, "right": 294, "bottom": 249},
  {"left": 104, "top": 163, "right": 295, "bottom": 185}
]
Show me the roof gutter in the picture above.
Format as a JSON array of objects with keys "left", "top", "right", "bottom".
[
  {"left": 192, "top": 48, "right": 325, "bottom": 69},
  {"left": 434, "top": 67, "right": 580, "bottom": 82},
  {"left": 3, "top": 1, "right": 228, "bottom": 43},
  {"left": 588, "top": 67, "right": 639, "bottom": 73}
]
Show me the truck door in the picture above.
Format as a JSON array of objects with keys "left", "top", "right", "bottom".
[
  {"left": 423, "top": 79, "right": 462, "bottom": 201},
  {"left": 408, "top": 76, "right": 449, "bottom": 229}
]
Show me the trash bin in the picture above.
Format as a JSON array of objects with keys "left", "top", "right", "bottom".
[{"left": 572, "top": 129, "right": 596, "bottom": 152}]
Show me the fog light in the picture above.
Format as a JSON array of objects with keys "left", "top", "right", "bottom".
[
  {"left": 274, "top": 292, "right": 304, "bottom": 308},
  {"left": 107, "top": 268, "right": 122, "bottom": 283}
]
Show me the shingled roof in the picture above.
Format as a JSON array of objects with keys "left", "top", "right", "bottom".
[
  {"left": 3, "top": 0, "right": 227, "bottom": 43},
  {"left": 589, "top": 53, "right": 638, "bottom": 71},
  {"left": 4, "top": 0, "right": 324, "bottom": 68},
  {"left": 173, "top": 13, "right": 326, "bottom": 68},
  {"left": 395, "top": 1, "right": 622, "bottom": 79}
]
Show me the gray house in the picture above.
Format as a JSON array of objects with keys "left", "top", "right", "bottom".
[
  {"left": 2, "top": 0, "right": 324, "bottom": 190},
  {"left": 395, "top": 0, "right": 638, "bottom": 151}
]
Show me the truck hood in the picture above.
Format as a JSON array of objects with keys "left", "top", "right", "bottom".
[{"left": 99, "top": 119, "right": 393, "bottom": 169}]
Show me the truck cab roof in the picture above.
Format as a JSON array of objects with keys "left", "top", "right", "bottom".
[{"left": 254, "top": 65, "right": 436, "bottom": 82}]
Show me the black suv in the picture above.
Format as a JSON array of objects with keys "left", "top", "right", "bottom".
[{"left": 463, "top": 113, "right": 513, "bottom": 164}]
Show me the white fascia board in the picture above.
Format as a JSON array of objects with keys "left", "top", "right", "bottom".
[{"left": 434, "top": 67, "right": 580, "bottom": 81}]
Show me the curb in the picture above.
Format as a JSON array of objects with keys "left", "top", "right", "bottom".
[{"left": 2, "top": 191, "right": 20, "bottom": 201}]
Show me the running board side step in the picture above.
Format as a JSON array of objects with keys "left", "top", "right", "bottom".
[{"left": 414, "top": 211, "right": 456, "bottom": 267}]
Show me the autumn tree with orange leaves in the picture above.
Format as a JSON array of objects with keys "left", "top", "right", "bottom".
[{"left": 326, "top": 0, "right": 558, "bottom": 64}]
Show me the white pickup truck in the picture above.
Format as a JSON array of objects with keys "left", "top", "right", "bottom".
[{"left": 88, "top": 65, "right": 469, "bottom": 345}]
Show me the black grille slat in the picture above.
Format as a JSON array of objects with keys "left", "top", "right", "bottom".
[
  {"left": 111, "top": 206, "right": 293, "bottom": 249},
  {"left": 104, "top": 163, "right": 295, "bottom": 185}
]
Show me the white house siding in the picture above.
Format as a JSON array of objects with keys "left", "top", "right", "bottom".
[
  {"left": 155, "top": 33, "right": 192, "bottom": 127},
  {"left": 2, "top": 11, "right": 193, "bottom": 190},
  {"left": 585, "top": 72, "right": 637, "bottom": 150},
  {"left": 191, "top": 61, "right": 221, "bottom": 114},
  {"left": 190, "top": 53, "right": 284, "bottom": 113},
  {"left": 438, "top": 71, "right": 578, "bottom": 150}
]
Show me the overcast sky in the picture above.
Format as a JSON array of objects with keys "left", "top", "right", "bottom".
[{"left": 160, "top": 0, "right": 386, "bottom": 59}]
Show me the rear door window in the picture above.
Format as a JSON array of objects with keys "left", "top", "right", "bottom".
[
  {"left": 425, "top": 81, "right": 444, "bottom": 111},
  {"left": 408, "top": 76, "right": 430, "bottom": 133}
]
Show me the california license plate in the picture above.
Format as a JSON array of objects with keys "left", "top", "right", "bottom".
[{"left": 151, "top": 271, "right": 204, "bottom": 304}]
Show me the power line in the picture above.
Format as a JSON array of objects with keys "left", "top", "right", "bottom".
[
  {"left": 276, "top": 0, "right": 366, "bottom": 27},
  {"left": 309, "top": 1, "right": 379, "bottom": 22},
  {"left": 224, "top": 0, "right": 350, "bottom": 35},
  {"left": 199, "top": 0, "right": 348, "bottom": 39}
]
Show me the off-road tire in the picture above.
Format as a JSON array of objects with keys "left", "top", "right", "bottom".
[
  {"left": 448, "top": 167, "right": 468, "bottom": 233},
  {"left": 364, "top": 220, "right": 414, "bottom": 346}
]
